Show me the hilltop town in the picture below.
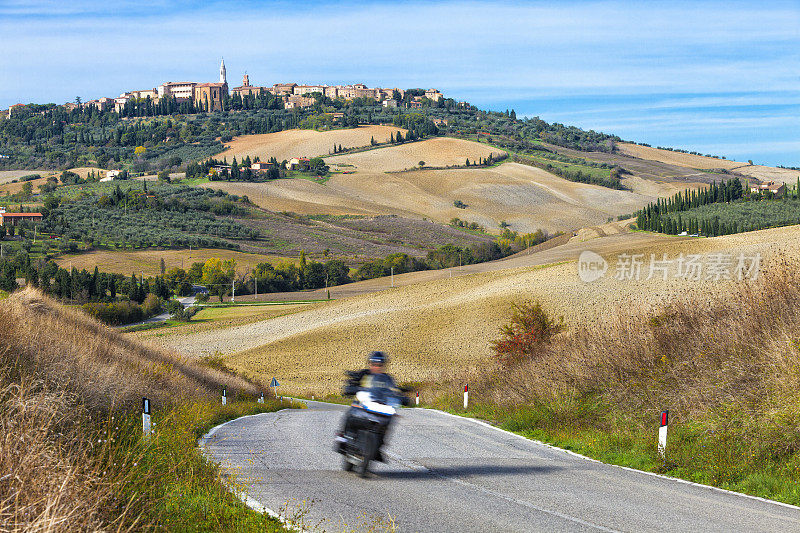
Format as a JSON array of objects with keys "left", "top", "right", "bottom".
[{"left": 6, "top": 60, "right": 448, "bottom": 118}]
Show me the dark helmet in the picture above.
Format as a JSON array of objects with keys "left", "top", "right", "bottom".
[{"left": 368, "top": 351, "right": 387, "bottom": 365}]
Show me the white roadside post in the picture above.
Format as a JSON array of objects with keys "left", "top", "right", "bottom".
[
  {"left": 258, "top": 392, "right": 264, "bottom": 404},
  {"left": 142, "top": 397, "right": 151, "bottom": 441},
  {"left": 222, "top": 387, "right": 227, "bottom": 406},
  {"left": 416, "top": 391, "right": 419, "bottom": 406},
  {"left": 463, "top": 384, "right": 469, "bottom": 409},
  {"left": 658, "top": 410, "right": 669, "bottom": 458}
]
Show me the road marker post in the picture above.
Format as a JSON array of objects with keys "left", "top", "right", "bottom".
[
  {"left": 270, "top": 377, "right": 280, "bottom": 400},
  {"left": 142, "top": 397, "right": 151, "bottom": 441},
  {"left": 464, "top": 384, "right": 469, "bottom": 409},
  {"left": 416, "top": 391, "right": 419, "bottom": 406},
  {"left": 222, "top": 387, "right": 227, "bottom": 406},
  {"left": 258, "top": 392, "right": 264, "bottom": 404},
  {"left": 658, "top": 410, "right": 668, "bottom": 458}
]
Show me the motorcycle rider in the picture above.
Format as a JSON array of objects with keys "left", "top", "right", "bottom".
[{"left": 337, "top": 351, "right": 410, "bottom": 461}]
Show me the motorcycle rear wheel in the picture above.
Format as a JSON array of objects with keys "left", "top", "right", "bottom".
[{"left": 356, "top": 430, "right": 378, "bottom": 478}]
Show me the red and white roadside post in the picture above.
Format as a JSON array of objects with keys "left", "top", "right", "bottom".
[
  {"left": 463, "top": 384, "right": 469, "bottom": 409},
  {"left": 415, "top": 391, "right": 419, "bottom": 406},
  {"left": 142, "top": 397, "right": 152, "bottom": 441},
  {"left": 658, "top": 410, "right": 669, "bottom": 458}
]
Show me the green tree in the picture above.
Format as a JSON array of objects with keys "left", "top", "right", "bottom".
[{"left": 201, "top": 257, "right": 236, "bottom": 302}]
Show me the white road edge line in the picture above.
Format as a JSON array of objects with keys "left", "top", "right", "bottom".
[
  {"left": 199, "top": 410, "right": 304, "bottom": 532},
  {"left": 430, "top": 408, "right": 800, "bottom": 512}
]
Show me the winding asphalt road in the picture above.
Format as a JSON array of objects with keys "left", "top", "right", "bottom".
[{"left": 202, "top": 401, "right": 800, "bottom": 532}]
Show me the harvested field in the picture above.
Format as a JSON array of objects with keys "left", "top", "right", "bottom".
[
  {"left": 56, "top": 248, "right": 295, "bottom": 276},
  {"left": 147, "top": 224, "right": 800, "bottom": 396},
  {"left": 208, "top": 160, "right": 662, "bottom": 234},
  {"left": 617, "top": 143, "right": 800, "bottom": 185},
  {"left": 326, "top": 137, "right": 503, "bottom": 172},
  {"left": 543, "top": 143, "right": 727, "bottom": 184},
  {"left": 205, "top": 179, "right": 384, "bottom": 216},
  {"left": 233, "top": 212, "right": 493, "bottom": 261},
  {"left": 733, "top": 165, "right": 800, "bottom": 185},
  {"left": 0, "top": 169, "right": 51, "bottom": 184},
  {"left": 323, "top": 161, "right": 656, "bottom": 233},
  {"left": 617, "top": 143, "right": 743, "bottom": 170},
  {"left": 0, "top": 176, "right": 48, "bottom": 195},
  {"left": 216, "top": 125, "right": 404, "bottom": 162}
]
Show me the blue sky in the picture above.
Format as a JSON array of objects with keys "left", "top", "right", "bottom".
[{"left": 1, "top": 0, "right": 798, "bottom": 165}]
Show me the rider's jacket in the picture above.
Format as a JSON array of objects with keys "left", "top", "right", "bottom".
[{"left": 344, "top": 369, "right": 410, "bottom": 405}]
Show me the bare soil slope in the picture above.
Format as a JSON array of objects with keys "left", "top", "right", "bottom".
[
  {"left": 145, "top": 225, "right": 800, "bottom": 394},
  {"left": 617, "top": 143, "right": 800, "bottom": 185},
  {"left": 207, "top": 159, "right": 661, "bottom": 234},
  {"left": 327, "top": 137, "right": 503, "bottom": 172},
  {"left": 187, "top": 225, "right": 800, "bottom": 395},
  {"left": 216, "top": 125, "right": 404, "bottom": 162},
  {"left": 617, "top": 143, "right": 743, "bottom": 170}
]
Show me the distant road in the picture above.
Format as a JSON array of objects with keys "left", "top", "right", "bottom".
[{"left": 204, "top": 401, "right": 800, "bottom": 532}]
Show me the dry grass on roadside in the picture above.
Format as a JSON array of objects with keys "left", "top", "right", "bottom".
[
  {"left": 472, "top": 255, "right": 800, "bottom": 425},
  {"left": 0, "top": 287, "right": 272, "bottom": 531}
]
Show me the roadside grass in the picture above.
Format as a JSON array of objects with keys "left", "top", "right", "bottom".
[
  {"left": 430, "top": 399, "right": 800, "bottom": 506},
  {"left": 103, "top": 399, "right": 291, "bottom": 532},
  {"left": 419, "top": 257, "right": 800, "bottom": 506},
  {"left": 0, "top": 287, "right": 295, "bottom": 530}
]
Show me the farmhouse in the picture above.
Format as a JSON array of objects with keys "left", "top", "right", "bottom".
[
  {"left": 751, "top": 181, "right": 786, "bottom": 196},
  {"left": 0, "top": 209, "right": 43, "bottom": 226},
  {"left": 288, "top": 157, "right": 310, "bottom": 170},
  {"left": 251, "top": 162, "right": 270, "bottom": 170}
]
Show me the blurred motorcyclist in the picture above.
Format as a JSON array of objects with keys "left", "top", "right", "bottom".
[{"left": 337, "top": 351, "right": 410, "bottom": 461}]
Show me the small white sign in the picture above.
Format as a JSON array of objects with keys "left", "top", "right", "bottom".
[{"left": 142, "top": 413, "right": 151, "bottom": 439}]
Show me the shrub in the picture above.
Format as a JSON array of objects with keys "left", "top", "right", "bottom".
[
  {"left": 167, "top": 299, "right": 198, "bottom": 322},
  {"left": 491, "top": 300, "right": 564, "bottom": 365}
]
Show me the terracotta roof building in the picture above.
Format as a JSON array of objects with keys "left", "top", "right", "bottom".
[{"left": 0, "top": 211, "right": 43, "bottom": 226}]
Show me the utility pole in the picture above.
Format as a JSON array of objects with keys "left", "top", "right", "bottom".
[
  {"left": 232, "top": 276, "right": 235, "bottom": 303},
  {"left": 254, "top": 273, "right": 258, "bottom": 299},
  {"left": 391, "top": 267, "right": 394, "bottom": 287}
]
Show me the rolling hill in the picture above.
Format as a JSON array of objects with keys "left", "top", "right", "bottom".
[
  {"left": 140, "top": 223, "right": 800, "bottom": 396},
  {"left": 205, "top": 135, "right": 674, "bottom": 234}
]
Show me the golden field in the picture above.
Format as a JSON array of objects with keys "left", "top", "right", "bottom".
[
  {"left": 206, "top": 156, "right": 665, "bottom": 234},
  {"left": 142, "top": 224, "right": 800, "bottom": 396},
  {"left": 617, "top": 142, "right": 800, "bottom": 185},
  {"left": 215, "top": 125, "right": 405, "bottom": 162},
  {"left": 57, "top": 248, "right": 295, "bottom": 276}
]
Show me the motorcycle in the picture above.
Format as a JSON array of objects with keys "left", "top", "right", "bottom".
[{"left": 335, "top": 389, "right": 402, "bottom": 477}]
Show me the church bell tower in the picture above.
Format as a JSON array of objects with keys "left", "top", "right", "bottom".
[{"left": 219, "top": 58, "right": 227, "bottom": 84}]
